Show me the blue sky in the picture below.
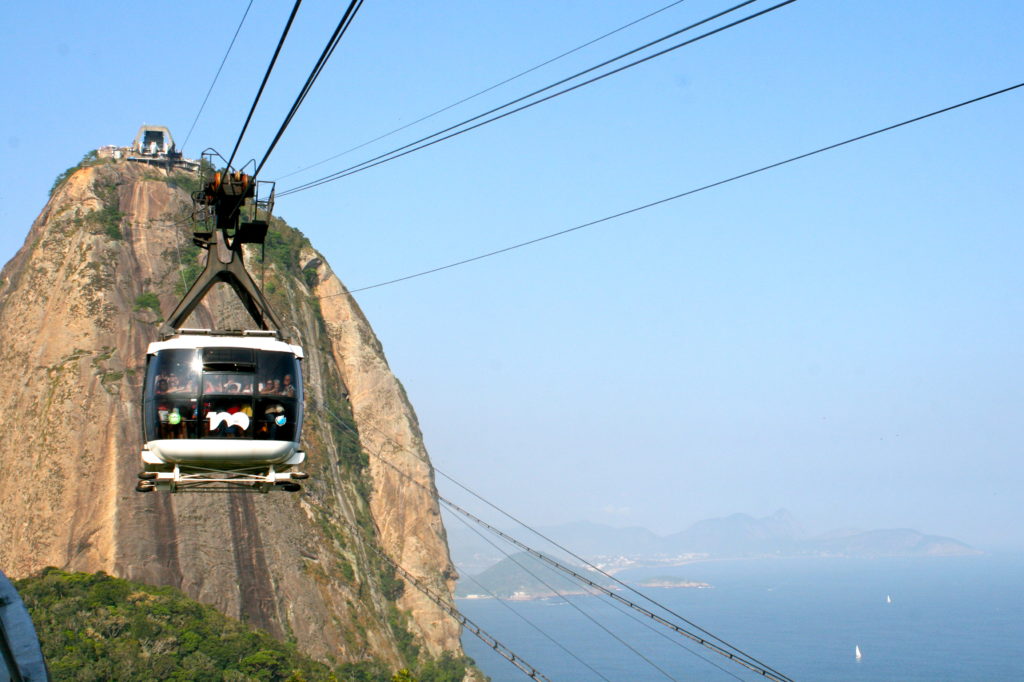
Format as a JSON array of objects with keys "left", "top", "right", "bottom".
[{"left": 2, "top": 1, "right": 1022, "bottom": 548}]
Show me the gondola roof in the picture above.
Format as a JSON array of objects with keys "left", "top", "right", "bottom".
[{"left": 149, "top": 329, "right": 304, "bottom": 358}]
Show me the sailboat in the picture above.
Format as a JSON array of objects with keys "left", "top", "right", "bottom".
[
  {"left": 855, "top": 645, "right": 863, "bottom": 660},
  {"left": 886, "top": 594, "right": 893, "bottom": 604}
]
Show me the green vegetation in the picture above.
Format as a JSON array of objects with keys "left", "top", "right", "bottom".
[
  {"left": 133, "top": 291, "right": 161, "bottom": 314},
  {"left": 16, "top": 569, "right": 474, "bottom": 682},
  {"left": 165, "top": 171, "right": 202, "bottom": 196},
  {"left": 303, "top": 265, "right": 319, "bottom": 288},
  {"left": 335, "top": 661, "right": 391, "bottom": 681},
  {"left": 386, "top": 605, "right": 420, "bottom": 664},
  {"left": 379, "top": 568, "right": 405, "bottom": 602},
  {"left": 87, "top": 184, "right": 124, "bottom": 240},
  {"left": 99, "top": 370, "right": 124, "bottom": 385},
  {"left": 53, "top": 159, "right": 123, "bottom": 240},
  {"left": 174, "top": 241, "right": 204, "bottom": 297},
  {"left": 16, "top": 568, "right": 333, "bottom": 681},
  {"left": 264, "top": 220, "right": 313, "bottom": 280},
  {"left": 415, "top": 654, "right": 471, "bottom": 682},
  {"left": 50, "top": 150, "right": 102, "bottom": 197}
]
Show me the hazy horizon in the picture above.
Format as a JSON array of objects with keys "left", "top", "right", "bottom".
[{"left": 443, "top": 506, "right": 1006, "bottom": 554}]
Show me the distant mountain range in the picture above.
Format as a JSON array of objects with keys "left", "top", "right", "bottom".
[{"left": 448, "top": 510, "right": 980, "bottom": 575}]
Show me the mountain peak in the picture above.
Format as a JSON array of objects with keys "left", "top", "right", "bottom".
[{"left": 0, "top": 155, "right": 463, "bottom": 669}]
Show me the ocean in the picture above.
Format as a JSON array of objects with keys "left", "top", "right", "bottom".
[{"left": 458, "top": 554, "right": 1024, "bottom": 681}]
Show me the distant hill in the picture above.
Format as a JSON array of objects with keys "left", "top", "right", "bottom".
[
  {"left": 661, "top": 509, "right": 805, "bottom": 556},
  {"left": 455, "top": 552, "right": 612, "bottom": 599},
  {"left": 805, "top": 528, "right": 980, "bottom": 558},
  {"left": 445, "top": 521, "right": 660, "bottom": 575},
  {"left": 448, "top": 510, "right": 980, "bottom": 574}
]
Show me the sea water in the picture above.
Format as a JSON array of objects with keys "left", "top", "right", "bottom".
[{"left": 458, "top": 554, "right": 1024, "bottom": 681}]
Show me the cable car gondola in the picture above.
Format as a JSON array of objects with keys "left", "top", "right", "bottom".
[{"left": 137, "top": 165, "right": 308, "bottom": 493}]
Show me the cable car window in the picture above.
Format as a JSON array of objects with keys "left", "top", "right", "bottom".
[
  {"left": 203, "top": 347, "right": 255, "bottom": 371},
  {"left": 257, "top": 351, "right": 301, "bottom": 399},
  {"left": 254, "top": 398, "right": 297, "bottom": 441},
  {"left": 145, "top": 347, "right": 301, "bottom": 443},
  {"left": 146, "top": 349, "right": 201, "bottom": 396},
  {"left": 144, "top": 349, "right": 201, "bottom": 441},
  {"left": 203, "top": 373, "right": 254, "bottom": 395},
  {"left": 155, "top": 397, "right": 199, "bottom": 439}
]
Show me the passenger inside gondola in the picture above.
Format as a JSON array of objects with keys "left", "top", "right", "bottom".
[
  {"left": 167, "top": 371, "right": 194, "bottom": 393},
  {"left": 156, "top": 398, "right": 192, "bottom": 439},
  {"left": 145, "top": 347, "right": 302, "bottom": 444}
]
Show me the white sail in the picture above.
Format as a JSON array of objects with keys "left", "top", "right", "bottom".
[
  {"left": 855, "top": 645, "right": 863, "bottom": 660},
  {"left": 886, "top": 594, "right": 893, "bottom": 604}
]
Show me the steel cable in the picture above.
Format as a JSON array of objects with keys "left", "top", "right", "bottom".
[
  {"left": 312, "top": 80, "right": 1024, "bottom": 297},
  {"left": 227, "top": 0, "right": 305, "bottom": 170},
  {"left": 253, "top": 0, "right": 365, "bottom": 178},
  {"left": 443, "top": 506, "right": 674, "bottom": 681},
  {"left": 277, "top": 0, "right": 788, "bottom": 196},
  {"left": 274, "top": 0, "right": 692, "bottom": 182},
  {"left": 319, "top": 403, "right": 790, "bottom": 680},
  {"left": 182, "top": 0, "right": 255, "bottom": 152}
]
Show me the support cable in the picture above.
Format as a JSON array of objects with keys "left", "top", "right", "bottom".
[
  {"left": 275, "top": 0, "right": 691, "bottom": 181},
  {"left": 277, "top": 0, "right": 788, "bottom": 196},
  {"left": 227, "top": 0, "right": 305, "bottom": 171},
  {"left": 586, "top": 578, "right": 747, "bottom": 682},
  {"left": 349, "top": 513, "right": 551, "bottom": 681},
  {"left": 253, "top": 0, "right": 365, "bottom": 178},
  {"left": 443, "top": 506, "right": 675, "bottom": 681},
  {"left": 182, "top": 0, "right": 255, "bottom": 152},
  {"left": 440, "top": 496, "right": 792, "bottom": 681},
  {"left": 452, "top": 568, "right": 613, "bottom": 682},
  {"left": 449, "top": 500, "right": 746, "bottom": 681},
  {"left": 320, "top": 405, "right": 789, "bottom": 681},
  {"left": 456, "top": 507, "right": 746, "bottom": 682},
  {"left": 312, "top": 79, "right": 1024, "bottom": 296}
]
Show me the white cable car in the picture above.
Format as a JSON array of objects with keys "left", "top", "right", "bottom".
[
  {"left": 137, "top": 165, "right": 308, "bottom": 492},
  {"left": 140, "top": 331, "right": 306, "bottom": 492}
]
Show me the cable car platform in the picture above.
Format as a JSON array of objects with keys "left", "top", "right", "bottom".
[{"left": 137, "top": 461, "right": 308, "bottom": 493}]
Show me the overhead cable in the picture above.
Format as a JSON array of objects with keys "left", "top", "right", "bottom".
[
  {"left": 254, "top": 0, "right": 365, "bottom": 178},
  {"left": 442, "top": 507, "right": 675, "bottom": 682},
  {"left": 316, "top": 80, "right": 1024, "bottom": 296},
  {"left": 182, "top": 0, "right": 255, "bottom": 152},
  {"left": 439, "top": 496, "right": 793, "bottom": 682},
  {"left": 274, "top": 0, "right": 691, "bottom": 181},
  {"left": 445, "top": 543, "right": 615, "bottom": 682},
  {"left": 309, "top": 496, "right": 551, "bottom": 681},
  {"left": 348, "top": 515, "right": 551, "bottom": 680},
  {"left": 227, "top": 0, "right": 305, "bottom": 170},
  {"left": 445, "top": 505, "right": 746, "bottom": 681},
  {"left": 321, "top": 405, "right": 788, "bottom": 681},
  {"left": 276, "top": 0, "right": 790, "bottom": 196}
]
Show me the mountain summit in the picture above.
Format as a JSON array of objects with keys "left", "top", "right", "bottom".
[{"left": 0, "top": 153, "right": 462, "bottom": 671}]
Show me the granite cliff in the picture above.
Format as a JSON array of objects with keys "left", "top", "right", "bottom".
[{"left": 0, "top": 155, "right": 464, "bottom": 672}]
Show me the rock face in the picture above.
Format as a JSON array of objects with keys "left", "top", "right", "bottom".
[{"left": 0, "top": 158, "right": 461, "bottom": 668}]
